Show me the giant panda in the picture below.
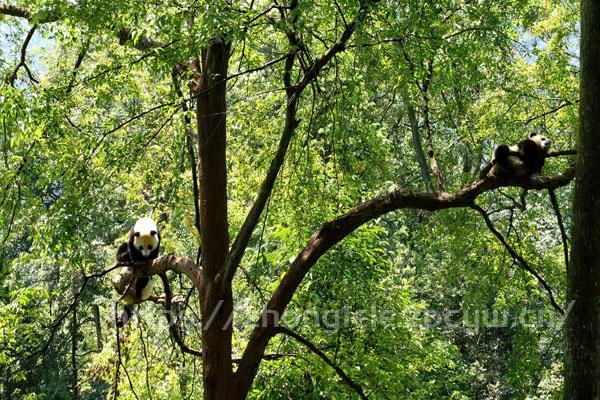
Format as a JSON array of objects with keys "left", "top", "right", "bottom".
[
  {"left": 116, "top": 217, "right": 161, "bottom": 263},
  {"left": 114, "top": 217, "right": 160, "bottom": 326},
  {"left": 490, "top": 133, "right": 552, "bottom": 177}
]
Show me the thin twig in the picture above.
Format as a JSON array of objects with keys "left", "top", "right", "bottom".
[
  {"left": 276, "top": 326, "right": 368, "bottom": 399},
  {"left": 548, "top": 188, "right": 569, "bottom": 271},
  {"left": 137, "top": 321, "right": 154, "bottom": 400},
  {"left": 471, "top": 204, "right": 564, "bottom": 314},
  {"left": 523, "top": 100, "right": 579, "bottom": 125},
  {"left": 112, "top": 303, "right": 121, "bottom": 400},
  {"left": 158, "top": 273, "right": 202, "bottom": 357},
  {"left": 40, "top": 264, "right": 124, "bottom": 354}
]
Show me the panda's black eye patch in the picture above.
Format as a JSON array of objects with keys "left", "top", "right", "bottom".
[
  {"left": 139, "top": 246, "right": 143, "bottom": 250},
  {"left": 134, "top": 232, "right": 140, "bottom": 237},
  {"left": 147, "top": 245, "right": 152, "bottom": 250},
  {"left": 150, "top": 230, "right": 157, "bottom": 236}
]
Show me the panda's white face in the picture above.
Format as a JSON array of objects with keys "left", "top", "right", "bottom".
[
  {"left": 529, "top": 133, "right": 552, "bottom": 153},
  {"left": 133, "top": 217, "right": 159, "bottom": 257}
]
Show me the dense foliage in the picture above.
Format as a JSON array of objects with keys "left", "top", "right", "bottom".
[{"left": 0, "top": 0, "right": 578, "bottom": 398}]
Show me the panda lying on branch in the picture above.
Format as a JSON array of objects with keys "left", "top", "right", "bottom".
[
  {"left": 112, "top": 217, "right": 160, "bottom": 327},
  {"left": 486, "top": 133, "right": 552, "bottom": 178}
]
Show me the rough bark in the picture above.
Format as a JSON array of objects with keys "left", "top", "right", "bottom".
[
  {"left": 564, "top": 0, "right": 600, "bottom": 398},
  {"left": 195, "top": 40, "right": 233, "bottom": 400}
]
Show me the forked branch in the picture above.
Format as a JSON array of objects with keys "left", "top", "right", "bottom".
[
  {"left": 471, "top": 204, "right": 564, "bottom": 314},
  {"left": 223, "top": 0, "right": 380, "bottom": 288},
  {"left": 6, "top": 24, "right": 38, "bottom": 85}
]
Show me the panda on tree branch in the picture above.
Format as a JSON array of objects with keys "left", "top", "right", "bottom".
[
  {"left": 112, "top": 217, "right": 161, "bottom": 327},
  {"left": 489, "top": 133, "right": 552, "bottom": 177}
]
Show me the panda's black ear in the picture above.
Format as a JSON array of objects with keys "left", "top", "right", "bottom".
[
  {"left": 529, "top": 132, "right": 537, "bottom": 138},
  {"left": 150, "top": 230, "right": 157, "bottom": 236},
  {"left": 134, "top": 232, "right": 140, "bottom": 237}
]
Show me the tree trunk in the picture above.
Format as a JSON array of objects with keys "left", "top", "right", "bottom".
[
  {"left": 403, "top": 93, "right": 434, "bottom": 193},
  {"left": 195, "top": 40, "right": 233, "bottom": 400},
  {"left": 92, "top": 304, "right": 102, "bottom": 351},
  {"left": 71, "top": 302, "right": 78, "bottom": 400},
  {"left": 564, "top": 0, "right": 600, "bottom": 398},
  {"left": 421, "top": 91, "right": 445, "bottom": 191}
]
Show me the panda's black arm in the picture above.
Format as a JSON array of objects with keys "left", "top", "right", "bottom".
[{"left": 116, "top": 242, "right": 132, "bottom": 263}]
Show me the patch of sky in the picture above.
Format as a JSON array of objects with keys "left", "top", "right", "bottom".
[{"left": 1, "top": 17, "right": 56, "bottom": 83}]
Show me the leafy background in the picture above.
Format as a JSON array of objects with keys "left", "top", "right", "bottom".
[{"left": 0, "top": 0, "right": 578, "bottom": 398}]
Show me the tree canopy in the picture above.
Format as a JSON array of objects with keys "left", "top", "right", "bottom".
[{"left": 0, "top": 0, "right": 581, "bottom": 399}]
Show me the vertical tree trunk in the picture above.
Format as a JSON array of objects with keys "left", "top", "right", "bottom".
[
  {"left": 92, "top": 304, "right": 102, "bottom": 351},
  {"left": 195, "top": 40, "right": 233, "bottom": 400},
  {"left": 403, "top": 94, "right": 434, "bottom": 193},
  {"left": 71, "top": 302, "right": 78, "bottom": 400},
  {"left": 421, "top": 91, "right": 445, "bottom": 192},
  {"left": 564, "top": 0, "right": 600, "bottom": 398}
]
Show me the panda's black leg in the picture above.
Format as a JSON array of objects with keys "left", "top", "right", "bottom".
[
  {"left": 118, "top": 305, "right": 134, "bottom": 327},
  {"left": 135, "top": 276, "right": 150, "bottom": 299}
]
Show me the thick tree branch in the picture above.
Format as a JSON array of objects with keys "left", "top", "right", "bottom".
[
  {"left": 480, "top": 149, "right": 576, "bottom": 178},
  {"left": 0, "top": 3, "right": 64, "bottom": 22},
  {"left": 0, "top": 3, "right": 31, "bottom": 18},
  {"left": 234, "top": 166, "right": 575, "bottom": 390},
  {"left": 400, "top": 48, "right": 444, "bottom": 190},
  {"left": 294, "top": 0, "right": 377, "bottom": 94},
  {"left": 223, "top": 48, "right": 298, "bottom": 288},
  {"left": 114, "top": 255, "right": 203, "bottom": 294},
  {"left": 223, "top": 1, "right": 302, "bottom": 289},
  {"left": 419, "top": 61, "right": 445, "bottom": 191},
  {"left": 547, "top": 149, "right": 577, "bottom": 158},
  {"left": 147, "top": 255, "right": 203, "bottom": 289},
  {"left": 275, "top": 326, "right": 368, "bottom": 400},
  {"left": 402, "top": 90, "right": 434, "bottom": 193}
]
